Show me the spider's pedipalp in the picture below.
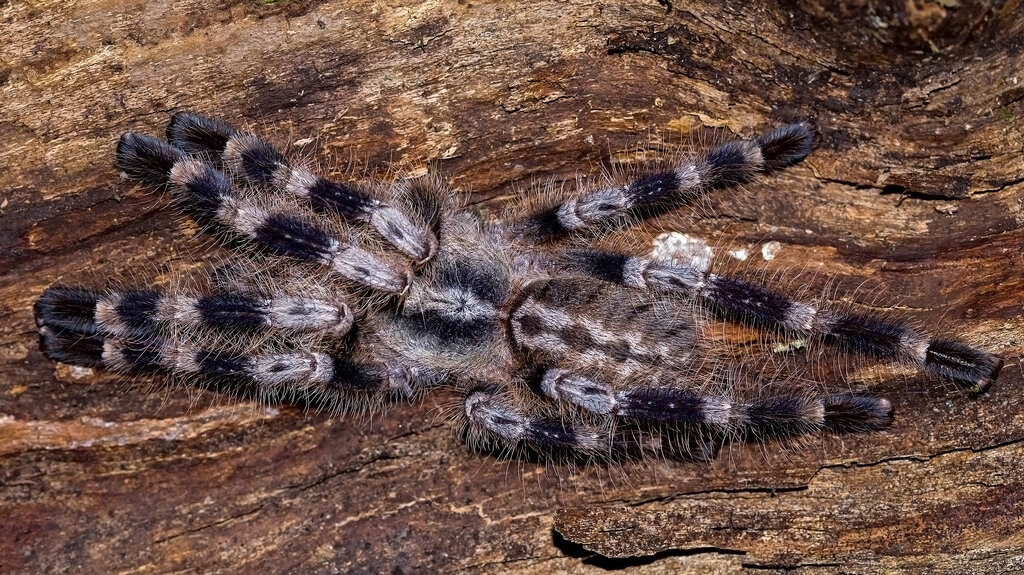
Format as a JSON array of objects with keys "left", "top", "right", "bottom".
[{"left": 516, "top": 123, "right": 815, "bottom": 241}]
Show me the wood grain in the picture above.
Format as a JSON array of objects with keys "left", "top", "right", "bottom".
[{"left": 2, "top": 1, "right": 1023, "bottom": 573}]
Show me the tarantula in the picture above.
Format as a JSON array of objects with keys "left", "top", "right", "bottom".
[{"left": 34, "top": 112, "right": 1003, "bottom": 462}]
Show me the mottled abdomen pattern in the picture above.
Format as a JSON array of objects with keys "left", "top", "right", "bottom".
[{"left": 35, "top": 112, "right": 1003, "bottom": 463}]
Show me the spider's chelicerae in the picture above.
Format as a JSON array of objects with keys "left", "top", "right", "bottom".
[{"left": 35, "top": 112, "right": 1004, "bottom": 463}]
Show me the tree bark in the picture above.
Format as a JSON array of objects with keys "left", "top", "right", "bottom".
[{"left": 2, "top": 1, "right": 1023, "bottom": 573}]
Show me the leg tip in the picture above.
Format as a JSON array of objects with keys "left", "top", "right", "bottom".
[
  {"left": 115, "top": 132, "right": 183, "bottom": 186},
  {"left": 34, "top": 286, "right": 101, "bottom": 335},
  {"left": 38, "top": 327, "right": 106, "bottom": 368},
  {"left": 166, "top": 112, "right": 235, "bottom": 155},
  {"left": 756, "top": 122, "right": 817, "bottom": 171},
  {"left": 969, "top": 357, "right": 1004, "bottom": 396},
  {"left": 824, "top": 395, "right": 895, "bottom": 433},
  {"left": 924, "top": 339, "right": 1003, "bottom": 395}
]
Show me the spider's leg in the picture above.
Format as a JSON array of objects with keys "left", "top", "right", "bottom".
[
  {"left": 55, "top": 333, "right": 388, "bottom": 412},
  {"left": 37, "top": 310, "right": 390, "bottom": 415},
  {"left": 165, "top": 112, "right": 437, "bottom": 263},
  {"left": 115, "top": 133, "right": 411, "bottom": 293},
  {"left": 460, "top": 378, "right": 887, "bottom": 462},
  {"left": 515, "top": 123, "right": 815, "bottom": 241},
  {"left": 36, "top": 285, "right": 354, "bottom": 340},
  {"left": 562, "top": 249, "right": 1004, "bottom": 393},
  {"left": 36, "top": 286, "right": 165, "bottom": 372},
  {"left": 535, "top": 368, "right": 894, "bottom": 439},
  {"left": 461, "top": 384, "right": 634, "bottom": 461},
  {"left": 35, "top": 284, "right": 435, "bottom": 410}
]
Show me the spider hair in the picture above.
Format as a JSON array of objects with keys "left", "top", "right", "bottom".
[{"left": 35, "top": 112, "right": 1003, "bottom": 463}]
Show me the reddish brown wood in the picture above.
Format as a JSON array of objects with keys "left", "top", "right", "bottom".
[{"left": 2, "top": 1, "right": 1022, "bottom": 572}]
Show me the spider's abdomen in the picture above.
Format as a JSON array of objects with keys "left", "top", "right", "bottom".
[{"left": 510, "top": 278, "right": 699, "bottom": 382}]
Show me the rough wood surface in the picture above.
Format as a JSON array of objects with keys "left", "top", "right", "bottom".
[{"left": 2, "top": 1, "right": 1023, "bottom": 573}]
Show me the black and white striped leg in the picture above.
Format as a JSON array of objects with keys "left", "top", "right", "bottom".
[
  {"left": 36, "top": 320, "right": 397, "bottom": 412},
  {"left": 564, "top": 249, "right": 1003, "bottom": 393},
  {"left": 517, "top": 123, "right": 815, "bottom": 241},
  {"left": 165, "top": 112, "right": 437, "bottom": 263},
  {"left": 116, "top": 133, "right": 412, "bottom": 293},
  {"left": 38, "top": 286, "right": 355, "bottom": 339},
  {"left": 116, "top": 339, "right": 387, "bottom": 409},
  {"left": 35, "top": 285, "right": 442, "bottom": 405},
  {"left": 537, "top": 368, "right": 893, "bottom": 438},
  {"left": 36, "top": 286, "right": 164, "bottom": 372}
]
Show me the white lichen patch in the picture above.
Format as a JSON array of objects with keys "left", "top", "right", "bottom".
[
  {"left": 651, "top": 232, "right": 713, "bottom": 273},
  {"left": 70, "top": 365, "right": 95, "bottom": 379},
  {"left": 761, "top": 240, "right": 782, "bottom": 261}
]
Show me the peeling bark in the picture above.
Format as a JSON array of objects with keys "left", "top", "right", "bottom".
[{"left": 2, "top": 1, "right": 1023, "bottom": 573}]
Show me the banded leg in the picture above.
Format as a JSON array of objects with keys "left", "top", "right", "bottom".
[
  {"left": 462, "top": 386, "right": 624, "bottom": 460},
  {"left": 35, "top": 286, "right": 438, "bottom": 409},
  {"left": 537, "top": 368, "right": 894, "bottom": 437},
  {"left": 165, "top": 112, "right": 437, "bottom": 262},
  {"left": 460, "top": 381, "right": 881, "bottom": 463},
  {"left": 516, "top": 123, "right": 815, "bottom": 241},
  {"left": 564, "top": 249, "right": 1004, "bottom": 392},
  {"left": 116, "top": 133, "right": 411, "bottom": 293},
  {"left": 36, "top": 286, "right": 354, "bottom": 339},
  {"left": 36, "top": 310, "right": 394, "bottom": 414},
  {"left": 41, "top": 329, "right": 391, "bottom": 411}
]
